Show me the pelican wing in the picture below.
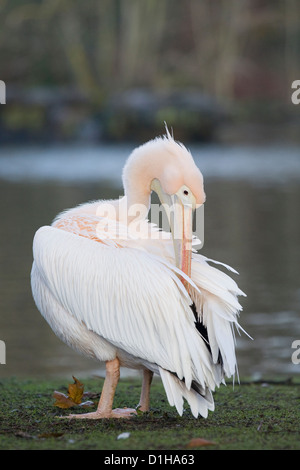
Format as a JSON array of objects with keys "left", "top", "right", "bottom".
[{"left": 32, "top": 226, "right": 218, "bottom": 393}]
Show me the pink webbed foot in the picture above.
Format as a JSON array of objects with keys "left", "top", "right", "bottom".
[{"left": 61, "top": 407, "right": 137, "bottom": 420}]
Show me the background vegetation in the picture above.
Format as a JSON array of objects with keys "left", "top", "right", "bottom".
[{"left": 0, "top": 0, "right": 299, "bottom": 143}]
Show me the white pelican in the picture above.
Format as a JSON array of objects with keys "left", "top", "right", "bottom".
[{"left": 31, "top": 130, "right": 246, "bottom": 419}]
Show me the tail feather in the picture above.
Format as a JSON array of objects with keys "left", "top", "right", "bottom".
[
  {"left": 159, "top": 368, "right": 215, "bottom": 418},
  {"left": 191, "top": 254, "right": 248, "bottom": 380},
  {"left": 159, "top": 253, "right": 247, "bottom": 418},
  {"left": 159, "top": 367, "right": 184, "bottom": 416}
]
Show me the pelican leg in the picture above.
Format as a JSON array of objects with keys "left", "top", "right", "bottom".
[
  {"left": 64, "top": 357, "right": 137, "bottom": 419},
  {"left": 137, "top": 369, "right": 153, "bottom": 412}
]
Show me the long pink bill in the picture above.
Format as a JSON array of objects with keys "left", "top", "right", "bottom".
[{"left": 172, "top": 199, "right": 193, "bottom": 292}]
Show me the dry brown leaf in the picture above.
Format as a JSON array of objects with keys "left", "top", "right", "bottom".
[
  {"left": 68, "top": 376, "right": 84, "bottom": 404},
  {"left": 53, "top": 376, "right": 85, "bottom": 409},
  {"left": 186, "top": 437, "right": 216, "bottom": 448},
  {"left": 15, "top": 431, "right": 35, "bottom": 439},
  {"left": 53, "top": 390, "right": 76, "bottom": 409},
  {"left": 38, "top": 432, "right": 64, "bottom": 439}
]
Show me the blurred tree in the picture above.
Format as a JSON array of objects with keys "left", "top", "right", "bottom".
[
  {"left": 0, "top": 0, "right": 299, "bottom": 101},
  {"left": 0, "top": 0, "right": 299, "bottom": 142},
  {"left": 285, "top": 0, "right": 300, "bottom": 101}
]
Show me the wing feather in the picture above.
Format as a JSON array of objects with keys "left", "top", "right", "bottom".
[
  {"left": 32, "top": 226, "right": 219, "bottom": 390},
  {"left": 190, "top": 253, "right": 247, "bottom": 378}
]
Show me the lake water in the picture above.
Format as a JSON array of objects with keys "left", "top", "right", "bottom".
[{"left": 0, "top": 142, "right": 299, "bottom": 380}]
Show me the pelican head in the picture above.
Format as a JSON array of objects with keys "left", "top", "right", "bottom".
[{"left": 122, "top": 130, "right": 205, "bottom": 286}]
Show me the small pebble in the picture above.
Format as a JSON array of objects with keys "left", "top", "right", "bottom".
[{"left": 117, "top": 432, "right": 130, "bottom": 440}]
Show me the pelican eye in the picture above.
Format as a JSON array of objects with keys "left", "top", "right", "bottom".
[{"left": 183, "top": 190, "right": 189, "bottom": 196}]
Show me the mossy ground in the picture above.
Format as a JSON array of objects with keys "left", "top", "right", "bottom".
[{"left": 0, "top": 376, "right": 299, "bottom": 450}]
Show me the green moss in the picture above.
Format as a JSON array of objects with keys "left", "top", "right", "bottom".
[{"left": 0, "top": 377, "right": 299, "bottom": 450}]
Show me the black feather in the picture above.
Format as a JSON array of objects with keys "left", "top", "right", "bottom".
[{"left": 190, "top": 302, "right": 223, "bottom": 367}]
